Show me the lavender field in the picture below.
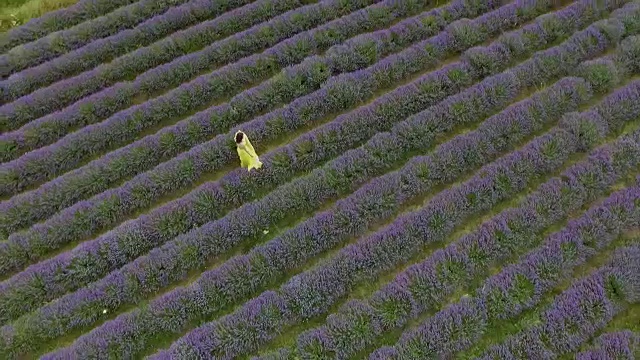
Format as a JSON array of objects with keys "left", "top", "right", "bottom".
[{"left": 0, "top": 0, "right": 639, "bottom": 358}]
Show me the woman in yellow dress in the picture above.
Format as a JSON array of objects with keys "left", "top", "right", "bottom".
[{"left": 235, "top": 130, "right": 263, "bottom": 171}]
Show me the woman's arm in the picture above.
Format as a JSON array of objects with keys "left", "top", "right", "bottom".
[{"left": 244, "top": 138, "right": 259, "bottom": 158}]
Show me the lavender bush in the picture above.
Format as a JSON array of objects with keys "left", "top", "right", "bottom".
[
  {"left": 0, "top": 0, "right": 138, "bottom": 52},
  {"left": 0, "top": 10, "right": 619, "bottom": 326},
  {"left": 0, "top": 0, "right": 377, "bottom": 133},
  {"left": 0, "top": 0, "right": 264, "bottom": 101},
  {"left": 576, "top": 330, "right": 639, "bottom": 360},
  {"left": 0, "top": 68, "right": 591, "bottom": 358},
  {"left": 0, "top": 0, "right": 616, "bottom": 265},
  {"left": 386, "top": 185, "right": 640, "bottom": 359},
  {"left": 479, "top": 245, "right": 640, "bottom": 359},
  {"left": 0, "top": 0, "right": 504, "bottom": 162},
  {"left": 258, "top": 95, "right": 640, "bottom": 360},
  {"left": 0, "top": 0, "right": 194, "bottom": 76}
]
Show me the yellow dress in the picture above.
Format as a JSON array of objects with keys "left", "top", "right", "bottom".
[{"left": 235, "top": 131, "right": 263, "bottom": 171}]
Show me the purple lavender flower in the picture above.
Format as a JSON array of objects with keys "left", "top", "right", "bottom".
[
  {"left": 1, "top": 0, "right": 261, "bottom": 101},
  {"left": 6, "top": 1, "right": 640, "bottom": 358},
  {"left": 482, "top": 245, "right": 640, "bottom": 358},
  {"left": 0, "top": 0, "right": 137, "bottom": 53},
  {"left": 136, "top": 86, "right": 603, "bottom": 360},
  {"left": 0, "top": 0, "right": 197, "bottom": 77},
  {"left": 264, "top": 117, "right": 640, "bottom": 359},
  {"left": 576, "top": 330, "right": 639, "bottom": 360}
]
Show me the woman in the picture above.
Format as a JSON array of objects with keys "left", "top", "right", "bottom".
[{"left": 235, "top": 130, "right": 263, "bottom": 171}]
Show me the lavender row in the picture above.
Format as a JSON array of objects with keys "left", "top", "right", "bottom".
[
  {"left": 0, "top": 3, "right": 473, "bottom": 248},
  {"left": 0, "top": 0, "right": 375, "bottom": 136},
  {"left": 23, "top": 75, "right": 595, "bottom": 359},
  {"left": 0, "top": 0, "right": 262, "bottom": 102},
  {"left": 50, "top": 88, "right": 604, "bottom": 360},
  {"left": 0, "top": 7, "right": 536, "bottom": 272},
  {"left": 0, "top": 60, "right": 472, "bottom": 328},
  {"left": 0, "top": 0, "right": 598, "bottom": 269},
  {"left": 0, "top": 0, "right": 422, "bottom": 189},
  {"left": 0, "top": 0, "right": 525, "bottom": 247},
  {"left": 257, "top": 80, "right": 640, "bottom": 359},
  {"left": 4, "top": 3, "right": 539, "bottom": 258},
  {"left": 147, "top": 96, "right": 595, "bottom": 360},
  {"left": 477, "top": 245, "right": 640, "bottom": 360},
  {"left": 174, "top": 134, "right": 640, "bottom": 360},
  {"left": 379, "top": 178, "right": 640, "bottom": 359},
  {"left": 0, "top": 0, "right": 484, "bottom": 166},
  {"left": 0, "top": 0, "right": 596, "bottom": 320},
  {"left": 3, "top": 10, "right": 624, "bottom": 332},
  {"left": 0, "top": 0, "right": 137, "bottom": 53},
  {"left": 0, "top": 0, "right": 298, "bottom": 113},
  {"left": 576, "top": 330, "right": 639, "bottom": 360},
  {"left": 379, "top": 231, "right": 640, "bottom": 359},
  {"left": 0, "top": 0, "right": 582, "bottom": 334},
  {"left": 0, "top": 0, "right": 193, "bottom": 76},
  {"left": 263, "top": 79, "right": 640, "bottom": 360}
]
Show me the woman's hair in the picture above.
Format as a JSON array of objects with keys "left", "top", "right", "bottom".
[{"left": 235, "top": 132, "right": 244, "bottom": 143}]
